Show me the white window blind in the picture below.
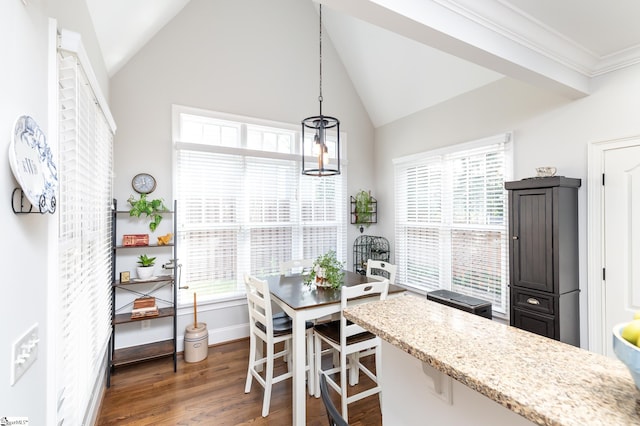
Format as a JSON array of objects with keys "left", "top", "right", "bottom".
[
  {"left": 174, "top": 107, "right": 346, "bottom": 305},
  {"left": 57, "top": 46, "right": 114, "bottom": 425},
  {"left": 394, "top": 133, "right": 512, "bottom": 314}
]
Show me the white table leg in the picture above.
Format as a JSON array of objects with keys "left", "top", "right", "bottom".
[{"left": 292, "top": 314, "right": 306, "bottom": 426}]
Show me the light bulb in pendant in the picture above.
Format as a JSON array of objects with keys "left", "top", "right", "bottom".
[{"left": 321, "top": 144, "right": 329, "bottom": 167}]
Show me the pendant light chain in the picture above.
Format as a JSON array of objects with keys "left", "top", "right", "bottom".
[
  {"left": 318, "top": 4, "right": 323, "bottom": 115},
  {"left": 301, "top": 2, "right": 341, "bottom": 176}
]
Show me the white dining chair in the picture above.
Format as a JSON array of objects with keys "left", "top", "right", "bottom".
[
  {"left": 278, "top": 259, "right": 314, "bottom": 364},
  {"left": 365, "top": 259, "right": 397, "bottom": 284},
  {"left": 243, "top": 274, "right": 315, "bottom": 416},
  {"left": 313, "top": 279, "right": 389, "bottom": 421},
  {"left": 280, "top": 259, "right": 314, "bottom": 275}
]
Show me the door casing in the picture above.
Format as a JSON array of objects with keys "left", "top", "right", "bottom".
[{"left": 587, "top": 134, "right": 640, "bottom": 355}]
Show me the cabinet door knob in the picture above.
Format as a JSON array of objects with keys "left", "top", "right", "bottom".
[
  {"left": 527, "top": 298, "right": 540, "bottom": 305},
  {"left": 512, "top": 236, "right": 519, "bottom": 240}
]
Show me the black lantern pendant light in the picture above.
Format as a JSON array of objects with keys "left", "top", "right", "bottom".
[{"left": 302, "top": 4, "right": 341, "bottom": 176}]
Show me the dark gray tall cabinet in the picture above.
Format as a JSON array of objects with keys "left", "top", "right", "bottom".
[{"left": 505, "top": 177, "right": 581, "bottom": 346}]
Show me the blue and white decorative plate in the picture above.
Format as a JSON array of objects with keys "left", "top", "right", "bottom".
[{"left": 8, "top": 115, "right": 58, "bottom": 213}]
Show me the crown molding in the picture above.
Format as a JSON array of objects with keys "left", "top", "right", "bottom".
[
  {"left": 440, "top": 0, "right": 640, "bottom": 77},
  {"left": 320, "top": 0, "right": 590, "bottom": 98},
  {"left": 322, "top": 0, "right": 640, "bottom": 99}
]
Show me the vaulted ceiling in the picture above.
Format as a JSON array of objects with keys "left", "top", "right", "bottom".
[{"left": 86, "top": 0, "right": 640, "bottom": 127}]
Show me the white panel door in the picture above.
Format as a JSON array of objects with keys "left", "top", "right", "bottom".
[{"left": 604, "top": 145, "right": 640, "bottom": 357}]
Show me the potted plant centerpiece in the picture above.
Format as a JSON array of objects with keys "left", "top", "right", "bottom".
[
  {"left": 128, "top": 194, "right": 168, "bottom": 232},
  {"left": 306, "top": 250, "right": 345, "bottom": 289},
  {"left": 136, "top": 254, "right": 156, "bottom": 280}
]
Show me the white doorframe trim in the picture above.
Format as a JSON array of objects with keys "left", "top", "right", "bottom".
[{"left": 587, "top": 135, "right": 640, "bottom": 354}]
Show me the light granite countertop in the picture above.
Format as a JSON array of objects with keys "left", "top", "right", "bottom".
[{"left": 343, "top": 294, "right": 640, "bottom": 426}]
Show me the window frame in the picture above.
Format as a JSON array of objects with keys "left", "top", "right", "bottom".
[
  {"left": 172, "top": 105, "right": 347, "bottom": 307},
  {"left": 56, "top": 45, "right": 115, "bottom": 425},
  {"left": 393, "top": 133, "right": 513, "bottom": 316}
]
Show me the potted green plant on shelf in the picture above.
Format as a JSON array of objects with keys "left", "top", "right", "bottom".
[
  {"left": 305, "top": 250, "right": 345, "bottom": 289},
  {"left": 128, "top": 194, "right": 168, "bottom": 232},
  {"left": 136, "top": 254, "right": 156, "bottom": 280}
]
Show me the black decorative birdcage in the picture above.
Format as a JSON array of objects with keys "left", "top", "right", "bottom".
[{"left": 353, "top": 235, "right": 390, "bottom": 275}]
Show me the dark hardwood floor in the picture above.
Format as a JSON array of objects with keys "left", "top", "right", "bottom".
[{"left": 97, "top": 339, "right": 382, "bottom": 425}]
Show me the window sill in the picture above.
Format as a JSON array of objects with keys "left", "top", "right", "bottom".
[
  {"left": 177, "top": 294, "right": 246, "bottom": 316},
  {"left": 398, "top": 283, "right": 508, "bottom": 322}
]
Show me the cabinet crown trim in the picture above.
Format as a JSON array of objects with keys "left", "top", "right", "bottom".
[{"left": 505, "top": 176, "right": 581, "bottom": 190}]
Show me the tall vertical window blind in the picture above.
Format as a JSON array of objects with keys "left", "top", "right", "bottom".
[
  {"left": 57, "top": 45, "right": 114, "bottom": 424},
  {"left": 174, "top": 107, "right": 346, "bottom": 305},
  {"left": 394, "top": 133, "right": 512, "bottom": 315}
]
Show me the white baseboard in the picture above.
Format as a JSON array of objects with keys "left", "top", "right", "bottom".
[{"left": 85, "top": 351, "right": 108, "bottom": 425}]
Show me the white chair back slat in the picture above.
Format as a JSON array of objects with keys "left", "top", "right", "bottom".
[
  {"left": 244, "top": 274, "right": 273, "bottom": 335},
  {"left": 341, "top": 280, "right": 389, "bottom": 341}
]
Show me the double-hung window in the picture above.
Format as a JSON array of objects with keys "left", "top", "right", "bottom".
[
  {"left": 394, "top": 133, "right": 512, "bottom": 315},
  {"left": 57, "top": 43, "right": 115, "bottom": 425},
  {"left": 173, "top": 106, "right": 346, "bottom": 305}
]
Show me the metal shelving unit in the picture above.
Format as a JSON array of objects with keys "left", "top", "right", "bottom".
[{"left": 108, "top": 199, "right": 178, "bottom": 386}]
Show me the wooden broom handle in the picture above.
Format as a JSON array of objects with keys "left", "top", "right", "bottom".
[{"left": 193, "top": 292, "right": 197, "bottom": 328}]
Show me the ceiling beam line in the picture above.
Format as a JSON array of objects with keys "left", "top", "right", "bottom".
[{"left": 319, "top": 0, "right": 590, "bottom": 100}]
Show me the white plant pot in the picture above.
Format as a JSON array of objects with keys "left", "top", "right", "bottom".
[
  {"left": 315, "top": 267, "right": 332, "bottom": 287},
  {"left": 136, "top": 266, "right": 155, "bottom": 280}
]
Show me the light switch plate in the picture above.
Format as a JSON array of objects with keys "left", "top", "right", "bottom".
[{"left": 11, "top": 323, "right": 39, "bottom": 386}]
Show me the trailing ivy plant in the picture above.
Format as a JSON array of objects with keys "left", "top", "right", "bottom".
[
  {"left": 354, "top": 190, "right": 374, "bottom": 225},
  {"left": 128, "top": 194, "right": 168, "bottom": 232}
]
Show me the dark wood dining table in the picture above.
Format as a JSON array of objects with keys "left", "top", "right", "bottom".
[{"left": 264, "top": 270, "right": 405, "bottom": 426}]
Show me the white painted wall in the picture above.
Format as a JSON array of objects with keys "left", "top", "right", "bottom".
[
  {"left": 381, "top": 340, "right": 535, "bottom": 425},
  {"left": 48, "top": 0, "right": 109, "bottom": 99},
  {"left": 0, "top": 2, "right": 50, "bottom": 423},
  {"left": 374, "top": 77, "right": 572, "bottom": 266},
  {"left": 1, "top": 0, "right": 107, "bottom": 423},
  {"left": 6, "top": 0, "right": 636, "bottom": 419},
  {"left": 110, "top": 0, "right": 640, "bottom": 352},
  {"left": 109, "top": 0, "right": 375, "bottom": 348},
  {"left": 374, "top": 67, "right": 640, "bottom": 348}
]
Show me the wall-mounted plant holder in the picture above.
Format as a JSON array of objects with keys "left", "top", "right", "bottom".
[
  {"left": 11, "top": 188, "right": 56, "bottom": 214},
  {"left": 350, "top": 190, "right": 377, "bottom": 233}
]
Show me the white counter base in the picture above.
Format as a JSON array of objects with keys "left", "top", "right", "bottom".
[{"left": 381, "top": 340, "right": 534, "bottom": 426}]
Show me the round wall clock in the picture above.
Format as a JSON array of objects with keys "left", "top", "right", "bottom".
[{"left": 132, "top": 173, "right": 157, "bottom": 194}]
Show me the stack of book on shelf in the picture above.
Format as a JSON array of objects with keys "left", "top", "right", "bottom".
[{"left": 131, "top": 296, "right": 159, "bottom": 319}]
